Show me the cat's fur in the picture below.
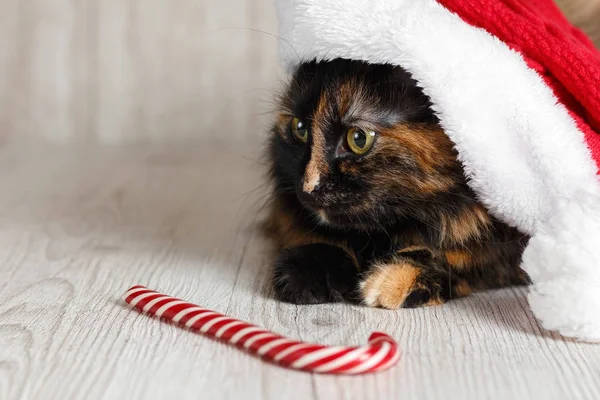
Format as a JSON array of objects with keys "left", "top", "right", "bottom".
[{"left": 265, "top": 59, "right": 530, "bottom": 308}]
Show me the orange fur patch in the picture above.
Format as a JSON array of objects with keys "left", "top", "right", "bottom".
[
  {"left": 303, "top": 93, "right": 329, "bottom": 193},
  {"left": 453, "top": 281, "right": 473, "bottom": 297},
  {"left": 424, "top": 297, "right": 445, "bottom": 306},
  {"left": 378, "top": 124, "right": 458, "bottom": 193},
  {"left": 336, "top": 79, "right": 361, "bottom": 116},
  {"left": 398, "top": 246, "right": 432, "bottom": 255},
  {"left": 444, "top": 249, "right": 474, "bottom": 270},
  {"left": 441, "top": 205, "right": 492, "bottom": 245},
  {"left": 361, "top": 262, "right": 420, "bottom": 309},
  {"left": 275, "top": 113, "right": 292, "bottom": 139},
  {"left": 383, "top": 125, "right": 457, "bottom": 170}
]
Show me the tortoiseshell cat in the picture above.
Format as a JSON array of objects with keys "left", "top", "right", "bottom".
[{"left": 265, "top": 59, "right": 530, "bottom": 308}]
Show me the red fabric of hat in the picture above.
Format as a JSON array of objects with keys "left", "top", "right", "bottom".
[{"left": 437, "top": 0, "right": 600, "bottom": 172}]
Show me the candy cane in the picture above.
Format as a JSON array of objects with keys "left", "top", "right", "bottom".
[{"left": 123, "top": 285, "right": 401, "bottom": 375}]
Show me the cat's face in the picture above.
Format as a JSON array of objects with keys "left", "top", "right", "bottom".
[{"left": 269, "top": 59, "right": 464, "bottom": 231}]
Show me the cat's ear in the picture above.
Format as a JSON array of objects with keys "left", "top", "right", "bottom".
[{"left": 293, "top": 60, "right": 319, "bottom": 81}]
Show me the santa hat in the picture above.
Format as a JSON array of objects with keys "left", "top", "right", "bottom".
[{"left": 275, "top": 0, "right": 600, "bottom": 342}]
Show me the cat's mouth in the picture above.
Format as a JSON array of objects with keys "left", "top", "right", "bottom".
[
  {"left": 315, "top": 210, "right": 330, "bottom": 225},
  {"left": 296, "top": 191, "right": 375, "bottom": 229},
  {"left": 313, "top": 207, "right": 373, "bottom": 230},
  {"left": 302, "top": 202, "right": 350, "bottom": 227}
]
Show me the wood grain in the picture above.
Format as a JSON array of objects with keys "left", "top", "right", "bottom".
[
  {"left": 1, "top": 143, "right": 599, "bottom": 400},
  {"left": 0, "top": 0, "right": 282, "bottom": 144}
]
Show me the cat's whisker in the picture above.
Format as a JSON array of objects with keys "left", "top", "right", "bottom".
[
  {"left": 202, "top": 27, "right": 302, "bottom": 66},
  {"left": 372, "top": 212, "right": 392, "bottom": 239}
]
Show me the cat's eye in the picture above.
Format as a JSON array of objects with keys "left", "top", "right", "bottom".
[
  {"left": 347, "top": 128, "right": 375, "bottom": 154},
  {"left": 290, "top": 117, "right": 308, "bottom": 143}
]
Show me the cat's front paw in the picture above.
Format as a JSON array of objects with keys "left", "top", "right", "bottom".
[
  {"left": 272, "top": 243, "right": 360, "bottom": 305},
  {"left": 360, "top": 262, "right": 453, "bottom": 309}
]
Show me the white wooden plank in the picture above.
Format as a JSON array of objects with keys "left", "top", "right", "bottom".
[{"left": 1, "top": 143, "right": 599, "bottom": 400}]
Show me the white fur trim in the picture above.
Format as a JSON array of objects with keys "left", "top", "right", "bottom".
[
  {"left": 276, "top": 0, "right": 600, "bottom": 340},
  {"left": 524, "top": 191, "right": 600, "bottom": 341}
]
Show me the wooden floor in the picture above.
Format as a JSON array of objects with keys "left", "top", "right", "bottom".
[{"left": 1, "top": 142, "right": 600, "bottom": 400}]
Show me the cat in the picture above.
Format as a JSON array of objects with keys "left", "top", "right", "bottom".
[{"left": 265, "top": 58, "right": 530, "bottom": 308}]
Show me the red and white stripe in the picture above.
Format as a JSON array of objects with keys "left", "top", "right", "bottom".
[{"left": 123, "top": 285, "right": 401, "bottom": 375}]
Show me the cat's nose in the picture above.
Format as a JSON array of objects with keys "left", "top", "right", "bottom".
[
  {"left": 299, "top": 181, "right": 322, "bottom": 201},
  {"left": 305, "top": 181, "right": 322, "bottom": 193},
  {"left": 297, "top": 182, "right": 325, "bottom": 209},
  {"left": 303, "top": 174, "right": 322, "bottom": 194}
]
